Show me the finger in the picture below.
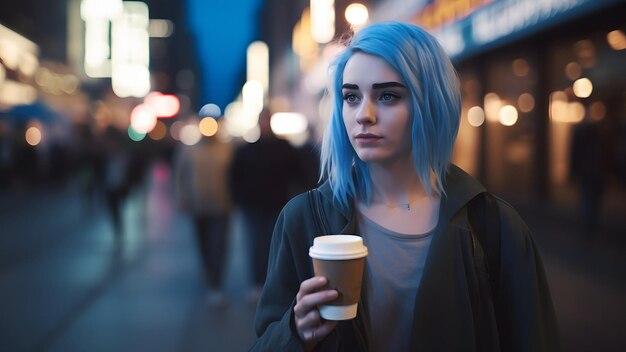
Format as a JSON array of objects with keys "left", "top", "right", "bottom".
[
  {"left": 295, "top": 307, "right": 321, "bottom": 332},
  {"left": 294, "top": 290, "right": 338, "bottom": 318},
  {"left": 296, "top": 277, "right": 328, "bottom": 301}
]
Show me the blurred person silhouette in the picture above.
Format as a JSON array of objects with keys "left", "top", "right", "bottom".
[
  {"left": 103, "top": 126, "right": 131, "bottom": 236},
  {"left": 174, "top": 120, "right": 233, "bottom": 306},
  {"left": 229, "top": 108, "right": 306, "bottom": 302},
  {"left": 569, "top": 111, "right": 608, "bottom": 233},
  {"left": 0, "top": 120, "right": 14, "bottom": 189},
  {"left": 252, "top": 22, "right": 559, "bottom": 351}
]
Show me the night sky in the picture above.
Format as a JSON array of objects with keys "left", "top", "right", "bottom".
[{"left": 186, "top": 0, "right": 264, "bottom": 112}]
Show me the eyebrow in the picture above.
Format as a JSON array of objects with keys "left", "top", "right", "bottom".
[
  {"left": 372, "top": 82, "right": 406, "bottom": 89},
  {"left": 341, "top": 82, "right": 406, "bottom": 90}
]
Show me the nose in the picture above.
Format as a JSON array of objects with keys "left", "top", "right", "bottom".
[{"left": 355, "top": 99, "right": 376, "bottom": 125}]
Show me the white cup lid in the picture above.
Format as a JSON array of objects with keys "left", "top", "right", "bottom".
[{"left": 309, "top": 235, "right": 368, "bottom": 260}]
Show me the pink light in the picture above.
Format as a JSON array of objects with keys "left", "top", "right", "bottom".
[{"left": 144, "top": 91, "right": 180, "bottom": 118}]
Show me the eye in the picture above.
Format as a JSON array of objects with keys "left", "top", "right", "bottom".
[
  {"left": 379, "top": 92, "right": 399, "bottom": 102},
  {"left": 343, "top": 93, "right": 360, "bottom": 104}
]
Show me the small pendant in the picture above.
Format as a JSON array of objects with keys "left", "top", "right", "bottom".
[{"left": 403, "top": 203, "right": 410, "bottom": 210}]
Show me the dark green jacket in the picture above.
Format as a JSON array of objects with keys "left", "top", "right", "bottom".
[{"left": 252, "top": 165, "right": 560, "bottom": 351}]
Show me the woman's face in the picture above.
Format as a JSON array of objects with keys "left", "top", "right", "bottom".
[{"left": 342, "top": 52, "right": 413, "bottom": 166}]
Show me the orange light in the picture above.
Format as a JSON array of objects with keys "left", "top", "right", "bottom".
[
  {"left": 199, "top": 117, "right": 218, "bottom": 137},
  {"left": 25, "top": 126, "right": 42, "bottom": 146},
  {"left": 149, "top": 120, "right": 167, "bottom": 140}
]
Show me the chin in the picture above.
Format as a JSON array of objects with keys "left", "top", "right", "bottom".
[{"left": 355, "top": 151, "right": 387, "bottom": 163}]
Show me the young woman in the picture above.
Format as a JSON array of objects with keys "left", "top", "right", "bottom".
[{"left": 252, "top": 22, "right": 560, "bottom": 351}]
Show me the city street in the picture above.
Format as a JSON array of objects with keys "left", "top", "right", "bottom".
[{"left": 0, "top": 161, "right": 625, "bottom": 352}]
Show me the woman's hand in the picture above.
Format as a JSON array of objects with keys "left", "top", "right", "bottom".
[{"left": 294, "top": 276, "right": 339, "bottom": 351}]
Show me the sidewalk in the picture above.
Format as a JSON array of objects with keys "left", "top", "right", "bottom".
[
  {"left": 509, "top": 198, "right": 626, "bottom": 352},
  {"left": 0, "top": 162, "right": 257, "bottom": 352}
]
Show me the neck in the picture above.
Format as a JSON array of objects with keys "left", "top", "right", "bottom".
[{"left": 368, "top": 160, "right": 428, "bottom": 206}]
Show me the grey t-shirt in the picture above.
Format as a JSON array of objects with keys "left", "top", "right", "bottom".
[{"left": 357, "top": 213, "right": 434, "bottom": 352}]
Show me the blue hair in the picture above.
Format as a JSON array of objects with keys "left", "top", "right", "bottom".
[{"left": 320, "top": 22, "right": 461, "bottom": 209}]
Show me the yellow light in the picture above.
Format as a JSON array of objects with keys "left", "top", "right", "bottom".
[
  {"left": 483, "top": 92, "right": 501, "bottom": 122},
  {"left": 607, "top": 30, "right": 626, "bottom": 50},
  {"left": 25, "top": 126, "right": 42, "bottom": 146},
  {"left": 199, "top": 117, "right": 219, "bottom": 137},
  {"left": 549, "top": 91, "right": 585, "bottom": 123},
  {"left": 512, "top": 58, "right": 529, "bottom": 77},
  {"left": 518, "top": 93, "right": 535, "bottom": 112},
  {"left": 498, "top": 105, "right": 518, "bottom": 126},
  {"left": 345, "top": 3, "right": 368, "bottom": 27},
  {"left": 573, "top": 78, "right": 593, "bottom": 98},
  {"left": 467, "top": 106, "right": 485, "bottom": 127}
]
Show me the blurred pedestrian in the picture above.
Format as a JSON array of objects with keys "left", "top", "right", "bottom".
[
  {"left": 174, "top": 124, "right": 233, "bottom": 306},
  {"left": 252, "top": 22, "right": 559, "bottom": 351},
  {"left": 229, "top": 109, "right": 306, "bottom": 302},
  {"left": 103, "top": 126, "right": 131, "bottom": 236},
  {"left": 569, "top": 113, "right": 608, "bottom": 233}
]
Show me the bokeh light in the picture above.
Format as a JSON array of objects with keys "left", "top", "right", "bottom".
[
  {"left": 128, "top": 126, "right": 146, "bottom": 141},
  {"left": 180, "top": 123, "right": 202, "bottom": 145},
  {"left": 130, "top": 104, "right": 157, "bottom": 133},
  {"left": 199, "top": 103, "right": 221, "bottom": 118},
  {"left": 170, "top": 120, "right": 184, "bottom": 140},
  {"left": 512, "top": 58, "right": 529, "bottom": 77},
  {"left": 565, "top": 62, "right": 582, "bottom": 80},
  {"left": 270, "top": 112, "right": 308, "bottom": 136},
  {"left": 345, "top": 3, "right": 369, "bottom": 27},
  {"left": 199, "top": 117, "right": 219, "bottom": 137},
  {"left": 149, "top": 120, "right": 167, "bottom": 140},
  {"left": 607, "top": 30, "right": 626, "bottom": 50},
  {"left": 25, "top": 126, "right": 42, "bottom": 146},
  {"left": 589, "top": 101, "right": 606, "bottom": 121},
  {"left": 573, "top": 77, "right": 593, "bottom": 98},
  {"left": 467, "top": 106, "right": 485, "bottom": 127},
  {"left": 498, "top": 105, "right": 518, "bottom": 126},
  {"left": 144, "top": 92, "right": 180, "bottom": 118},
  {"left": 518, "top": 93, "right": 535, "bottom": 112}
]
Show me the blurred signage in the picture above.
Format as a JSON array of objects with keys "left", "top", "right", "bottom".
[
  {"left": 400, "top": 0, "right": 623, "bottom": 60},
  {"left": 0, "top": 24, "right": 39, "bottom": 106}
]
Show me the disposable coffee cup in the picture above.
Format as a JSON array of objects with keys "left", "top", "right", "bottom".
[{"left": 309, "top": 235, "right": 368, "bottom": 320}]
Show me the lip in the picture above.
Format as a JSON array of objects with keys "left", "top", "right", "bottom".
[
  {"left": 354, "top": 133, "right": 382, "bottom": 145},
  {"left": 355, "top": 133, "right": 382, "bottom": 140}
]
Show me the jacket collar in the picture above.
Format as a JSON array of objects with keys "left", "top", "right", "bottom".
[{"left": 317, "top": 164, "right": 485, "bottom": 224}]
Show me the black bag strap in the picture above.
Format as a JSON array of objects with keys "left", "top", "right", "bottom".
[
  {"left": 308, "top": 189, "right": 330, "bottom": 235},
  {"left": 467, "top": 192, "right": 501, "bottom": 298}
]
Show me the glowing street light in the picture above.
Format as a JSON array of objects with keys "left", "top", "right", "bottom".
[
  {"left": 310, "top": 0, "right": 335, "bottom": 44},
  {"left": 345, "top": 3, "right": 368, "bottom": 28}
]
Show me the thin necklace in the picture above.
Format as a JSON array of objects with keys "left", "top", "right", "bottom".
[{"left": 376, "top": 196, "right": 429, "bottom": 211}]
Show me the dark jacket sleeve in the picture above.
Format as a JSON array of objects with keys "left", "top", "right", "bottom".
[
  {"left": 251, "top": 194, "right": 314, "bottom": 351},
  {"left": 494, "top": 200, "right": 562, "bottom": 352}
]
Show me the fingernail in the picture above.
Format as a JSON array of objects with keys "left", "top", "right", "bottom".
[{"left": 318, "top": 277, "right": 325, "bottom": 283}]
